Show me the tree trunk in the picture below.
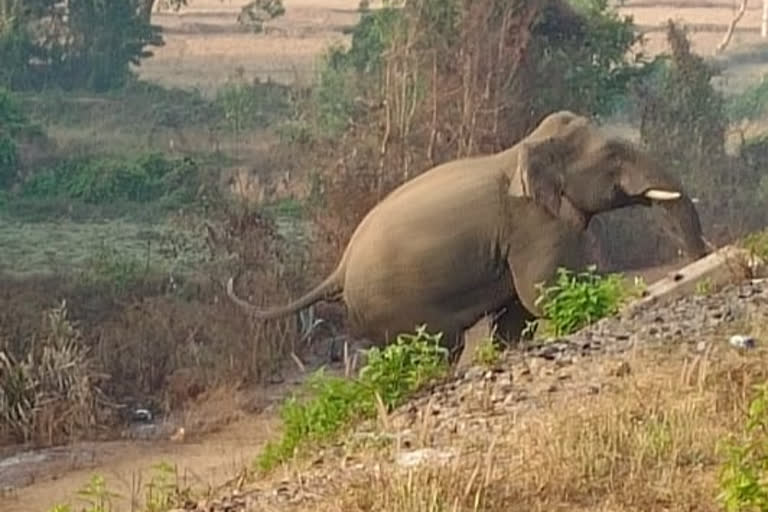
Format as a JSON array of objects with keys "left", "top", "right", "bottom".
[
  {"left": 137, "top": 0, "right": 156, "bottom": 23},
  {"left": 715, "top": 0, "right": 748, "bottom": 53}
]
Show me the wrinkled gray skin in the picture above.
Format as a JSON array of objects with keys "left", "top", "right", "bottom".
[{"left": 227, "top": 110, "right": 710, "bottom": 361}]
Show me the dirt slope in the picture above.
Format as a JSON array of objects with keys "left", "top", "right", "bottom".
[{"left": 179, "top": 277, "right": 768, "bottom": 511}]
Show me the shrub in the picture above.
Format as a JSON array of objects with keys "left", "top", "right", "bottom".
[
  {"left": 726, "top": 73, "right": 768, "bottom": 122},
  {"left": 255, "top": 326, "right": 449, "bottom": 471},
  {"left": 629, "top": 21, "right": 768, "bottom": 246},
  {"left": 717, "top": 381, "right": 768, "bottom": 511},
  {"left": 741, "top": 228, "right": 768, "bottom": 264},
  {"left": 215, "top": 71, "right": 294, "bottom": 134},
  {"left": 21, "top": 152, "right": 203, "bottom": 205},
  {"left": 472, "top": 337, "right": 502, "bottom": 368},
  {"left": 0, "top": 301, "right": 107, "bottom": 445},
  {"left": 530, "top": 0, "right": 653, "bottom": 119},
  {"left": 1, "top": 0, "right": 162, "bottom": 91},
  {"left": 533, "top": 266, "right": 631, "bottom": 337}
]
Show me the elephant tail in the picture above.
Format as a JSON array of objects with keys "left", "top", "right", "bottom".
[{"left": 225, "top": 267, "right": 344, "bottom": 321}]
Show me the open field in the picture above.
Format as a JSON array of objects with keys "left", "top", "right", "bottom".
[{"left": 3, "top": 0, "right": 768, "bottom": 511}]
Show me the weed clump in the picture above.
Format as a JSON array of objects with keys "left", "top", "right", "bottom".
[
  {"left": 718, "top": 381, "right": 768, "bottom": 511},
  {"left": 256, "top": 326, "right": 449, "bottom": 471},
  {"left": 0, "top": 301, "right": 107, "bottom": 445},
  {"left": 533, "top": 266, "right": 637, "bottom": 337}
]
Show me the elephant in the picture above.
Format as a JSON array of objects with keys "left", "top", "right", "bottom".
[{"left": 226, "top": 110, "right": 710, "bottom": 362}]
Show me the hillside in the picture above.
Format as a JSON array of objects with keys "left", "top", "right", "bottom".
[{"left": 170, "top": 275, "right": 768, "bottom": 511}]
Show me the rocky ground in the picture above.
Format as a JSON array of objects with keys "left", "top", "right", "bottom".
[{"left": 170, "top": 277, "right": 768, "bottom": 511}]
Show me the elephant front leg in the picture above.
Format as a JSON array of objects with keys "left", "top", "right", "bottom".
[{"left": 507, "top": 222, "right": 589, "bottom": 321}]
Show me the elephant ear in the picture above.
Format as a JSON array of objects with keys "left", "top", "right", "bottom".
[
  {"left": 515, "top": 140, "right": 563, "bottom": 218},
  {"left": 514, "top": 139, "right": 587, "bottom": 230}
]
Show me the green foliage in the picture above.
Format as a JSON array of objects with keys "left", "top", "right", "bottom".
[
  {"left": 636, "top": 21, "right": 727, "bottom": 183},
  {"left": 308, "top": 0, "right": 653, "bottom": 144},
  {"left": 143, "top": 461, "right": 191, "bottom": 512},
  {"left": 308, "top": 2, "right": 455, "bottom": 138},
  {"left": 339, "top": 5, "right": 404, "bottom": 74},
  {"left": 75, "top": 475, "right": 121, "bottom": 512},
  {"left": 717, "top": 381, "right": 768, "bottom": 511},
  {"left": 47, "top": 461, "right": 189, "bottom": 512},
  {"left": 256, "top": 326, "right": 449, "bottom": 471},
  {"left": 359, "top": 327, "right": 450, "bottom": 410},
  {"left": 256, "top": 371, "right": 371, "bottom": 471},
  {"left": 215, "top": 71, "right": 294, "bottom": 133},
  {"left": 726, "top": 74, "right": 768, "bottom": 122},
  {"left": 47, "top": 506, "right": 73, "bottom": 512},
  {"left": 1, "top": 0, "right": 162, "bottom": 91},
  {"left": 472, "top": 337, "right": 502, "bottom": 368},
  {"left": 21, "top": 152, "right": 203, "bottom": 206},
  {"left": 741, "top": 229, "right": 768, "bottom": 263},
  {"left": 531, "top": 0, "right": 655, "bottom": 118},
  {"left": 534, "top": 266, "right": 631, "bottom": 337},
  {"left": 310, "top": 44, "right": 362, "bottom": 138}
]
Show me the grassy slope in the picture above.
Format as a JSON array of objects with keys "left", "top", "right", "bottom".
[{"left": 245, "top": 320, "right": 768, "bottom": 512}]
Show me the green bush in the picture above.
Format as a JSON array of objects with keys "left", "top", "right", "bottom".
[
  {"left": 717, "top": 381, "right": 768, "bottom": 511},
  {"left": 531, "top": 0, "right": 655, "bottom": 119},
  {"left": 726, "top": 74, "right": 768, "bottom": 122},
  {"left": 255, "top": 326, "right": 449, "bottom": 471},
  {"left": 636, "top": 21, "right": 727, "bottom": 189},
  {"left": 215, "top": 72, "right": 294, "bottom": 133},
  {"left": 307, "top": 0, "right": 654, "bottom": 146},
  {"left": 1, "top": 0, "right": 162, "bottom": 91},
  {"left": 533, "top": 266, "right": 632, "bottom": 337},
  {"left": 21, "top": 152, "right": 203, "bottom": 205}
]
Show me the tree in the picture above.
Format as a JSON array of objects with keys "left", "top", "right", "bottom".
[{"left": 1, "top": 0, "right": 163, "bottom": 91}]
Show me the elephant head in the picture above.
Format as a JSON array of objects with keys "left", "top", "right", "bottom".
[{"left": 511, "top": 110, "right": 710, "bottom": 260}]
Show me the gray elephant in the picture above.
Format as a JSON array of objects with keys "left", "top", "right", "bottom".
[{"left": 226, "top": 110, "right": 710, "bottom": 360}]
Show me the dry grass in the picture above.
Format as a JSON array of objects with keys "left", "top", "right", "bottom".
[
  {"left": 0, "top": 204, "right": 322, "bottom": 448},
  {"left": 280, "top": 322, "right": 768, "bottom": 512}
]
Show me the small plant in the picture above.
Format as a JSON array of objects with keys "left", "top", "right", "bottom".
[
  {"left": 717, "top": 381, "right": 768, "bottom": 511},
  {"left": 472, "top": 336, "right": 501, "bottom": 368},
  {"left": 742, "top": 229, "right": 768, "bottom": 264},
  {"left": 534, "top": 266, "right": 630, "bottom": 337},
  {"left": 47, "top": 506, "right": 73, "bottom": 512},
  {"left": 75, "top": 474, "right": 121, "bottom": 512},
  {"left": 359, "top": 326, "right": 450, "bottom": 410},
  {"left": 695, "top": 278, "right": 714, "bottom": 296},
  {"left": 144, "top": 461, "right": 189, "bottom": 512},
  {"left": 255, "top": 325, "right": 449, "bottom": 471}
]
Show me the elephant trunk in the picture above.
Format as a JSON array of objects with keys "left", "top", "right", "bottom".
[{"left": 655, "top": 194, "right": 710, "bottom": 260}]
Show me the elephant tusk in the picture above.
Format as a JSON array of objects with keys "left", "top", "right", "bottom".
[{"left": 644, "top": 189, "right": 681, "bottom": 201}]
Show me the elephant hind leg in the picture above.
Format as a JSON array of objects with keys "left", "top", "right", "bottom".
[{"left": 492, "top": 300, "right": 536, "bottom": 349}]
